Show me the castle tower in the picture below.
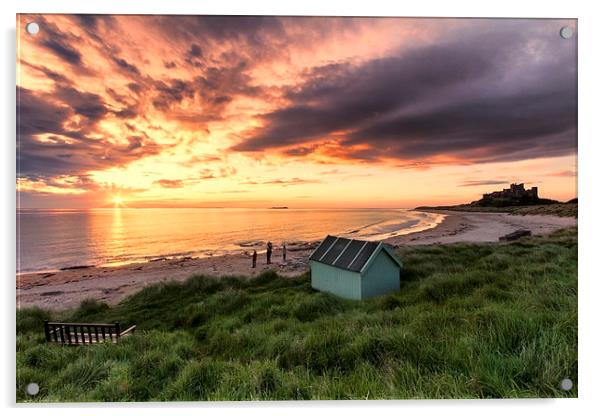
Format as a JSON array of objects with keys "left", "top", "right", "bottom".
[{"left": 531, "top": 186, "right": 538, "bottom": 198}]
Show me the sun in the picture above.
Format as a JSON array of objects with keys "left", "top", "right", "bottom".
[{"left": 112, "top": 196, "right": 125, "bottom": 207}]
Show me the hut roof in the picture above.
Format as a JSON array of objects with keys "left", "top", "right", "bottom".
[{"left": 309, "top": 235, "right": 401, "bottom": 273}]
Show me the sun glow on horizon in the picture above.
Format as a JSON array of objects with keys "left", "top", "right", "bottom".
[{"left": 112, "top": 196, "right": 125, "bottom": 207}]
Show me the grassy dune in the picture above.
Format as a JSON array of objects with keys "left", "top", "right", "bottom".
[
  {"left": 16, "top": 228, "right": 577, "bottom": 401},
  {"left": 417, "top": 203, "right": 577, "bottom": 217}
]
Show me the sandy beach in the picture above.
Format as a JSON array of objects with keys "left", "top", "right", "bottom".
[
  {"left": 384, "top": 210, "right": 577, "bottom": 246},
  {"left": 17, "top": 210, "right": 576, "bottom": 310}
]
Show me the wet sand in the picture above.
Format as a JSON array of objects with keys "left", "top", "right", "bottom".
[{"left": 17, "top": 210, "right": 576, "bottom": 310}]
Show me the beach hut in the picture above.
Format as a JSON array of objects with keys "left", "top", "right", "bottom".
[{"left": 309, "top": 235, "right": 402, "bottom": 300}]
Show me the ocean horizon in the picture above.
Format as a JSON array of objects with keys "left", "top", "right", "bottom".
[{"left": 16, "top": 207, "right": 444, "bottom": 273}]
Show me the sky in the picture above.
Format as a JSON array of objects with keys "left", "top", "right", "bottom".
[{"left": 17, "top": 15, "right": 577, "bottom": 209}]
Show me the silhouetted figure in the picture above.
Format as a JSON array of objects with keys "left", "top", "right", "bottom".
[
  {"left": 266, "top": 241, "right": 273, "bottom": 264},
  {"left": 282, "top": 243, "right": 287, "bottom": 262},
  {"left": 252, "top": 250, "right": 257, "bottom": 268}
]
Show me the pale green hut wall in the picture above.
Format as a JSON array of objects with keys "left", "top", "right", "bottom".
[
  {"left": 361, "top": 252, "right": 401, "bottom": 298},
  {"left": 310, "top": 261, "right": 362, "bottom": 300}
]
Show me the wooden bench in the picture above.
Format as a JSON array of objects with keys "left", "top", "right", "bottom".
[{"left": 44, "top": 320, "right": 136, "bottom": 345}]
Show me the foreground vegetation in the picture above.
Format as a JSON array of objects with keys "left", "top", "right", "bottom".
[
  {"left": 417, "top": 203, "right": 577, "bottom": 217},
  {"left": 17, "top": 228, "right": 577, "bottom": 401}
]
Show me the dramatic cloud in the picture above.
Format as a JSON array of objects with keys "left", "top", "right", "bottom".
[
  {"left": 459, "top": 180, "right": 509, "bottom": 187},
  {"left": 154, "top": 179, "right": 184, "bottom": 188},
  {"left": 16, "top": 15, "right": 577, "bottom": 207},
  {"left": 232, "top": 20, "right": 577, "bottom": 166},
  {"left": 17, "top": 86, "right": 163, "bottom": 179},
  {"left": 546, "top": 170, "right": 577, "bottom": 177},
  {"left": 241, "top": 178, "right": 321, "bottom": 186}
]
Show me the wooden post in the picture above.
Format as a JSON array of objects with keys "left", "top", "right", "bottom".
[
  {"left": 115, "top": 322, "right": 121, "bottom": 341},
  {"left": 44, "top": 320, "right": 50, "bottom": 342}
]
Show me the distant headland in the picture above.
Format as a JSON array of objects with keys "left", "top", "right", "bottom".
[{"left": 416, "top": 183, "right": 577, "bottom": 217}]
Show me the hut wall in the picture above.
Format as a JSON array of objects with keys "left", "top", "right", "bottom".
[{"left": 310, "top": 261, "right": 362, "bottom": 300}]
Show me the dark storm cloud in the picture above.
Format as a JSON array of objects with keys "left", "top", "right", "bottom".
[
  {"left": 35, "top": 17, "right": 84, "bottom": 68},
  {"left": 71, "top": 15, "right": 117, "bottom": 32},
  {"left": 22, "top": 62, "right": 71, "bottom": 84},
  {"left": 232, "top": 20, "right": 577, "bottom": 165},
  {"left": 41, "top": 37, "right": 81, "bottom": 65},
  {"left": 156, "top": 15, "right": 286, "bottom": 46},
  {"left": 152, "top": 15, "right": 294, "bottom": 73},
  {"left": 17, "top": 86, "right": 75, "bottom": 142},
  {"left": 151, "top": 64, "right": 262, "bottom": 119},
  {"left": 185, "top": 43, "right": 204, "bottom": 68},
  {"left": 347, "top": 86, "right": 576, "bottom": 163},
  {"left": 73, "top": 14, "right": 100, "bottom": 29},
  {"left": 54, "top": 86, "right": 108, "bottom": 122},
  {"left": 152, "top": 79, "right": 196, "bottom": 110},
  {"left": 127, "top": 82, "right": 142, "bottom": 94},
  {"left": 112, "top": 56, "right": 141, "bottom": 76},
  {"left": 17, "top": 87, "right": 162, "bottom": 179},
  {"left": 113, "top": 107, "right": 138, "bottom": 119},
  {"left": 232, "top": 42, "right": 498, "bottom": 151}
]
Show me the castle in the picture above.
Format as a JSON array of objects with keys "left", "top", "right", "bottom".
[{"left": 474, "top": 183, "right": 539, "bottom": 206}]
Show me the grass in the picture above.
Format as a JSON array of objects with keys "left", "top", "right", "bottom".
[
  {"left": 16, "top": 227, "right": 577, "bottom": 401},
  {"left": 416, "top": 203, "right": 577, "bottom": 217}
]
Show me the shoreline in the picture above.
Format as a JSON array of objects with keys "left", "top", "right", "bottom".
[
  {"left": 17, "top": 210, "right": 576, "bottom": 310},
  {"left": 383, "top": 210, "right": 576, "bottom": 246},
  {"left": 17, "top": 209, "right": 445, "bottom": 276}
]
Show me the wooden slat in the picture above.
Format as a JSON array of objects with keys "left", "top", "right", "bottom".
[
  {"left": 80, "top": 325, "right": 86, "bottom": 345},
  {"left": 101, "top": 327, "right": 106, "bottom": 341},
  {"left": 52, "top": 324, "right": 58, "bottom": 342},
  {"left": 46, "top": 322, "right": 117, "bottom": 327},
  {"left": 94, "top": 326, "right": 99, "bottom": 343},
  {"left": 66, "top": 325, "right": 72, "bottom": 345}
]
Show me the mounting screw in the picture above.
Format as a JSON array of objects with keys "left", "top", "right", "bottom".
[
  {"left": 26, "top": 382, "right": 39, "bottom": 396},
  {"left": 559, "top": 378, "right": 573, "bottom": 391},
  {"left": 25, "top": 22, "right": 40, "bottom": 35}
]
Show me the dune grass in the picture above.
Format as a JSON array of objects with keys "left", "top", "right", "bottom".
[
  {"left": 16, "top": 227, "right": 577, "bottom": 401},
  {"left": 417, "top": 203, "right": 577, "bottom": 217}
]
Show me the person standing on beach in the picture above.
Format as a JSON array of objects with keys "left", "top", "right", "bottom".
[
  {"left": 266, "top": 241, "right": 273, "bottom": 264},
  {"left": 282, "top": 243, "right": 287, "bottom": 262},
  {"left": 252, "top": 250, "right": 257, "bottom": 268}
]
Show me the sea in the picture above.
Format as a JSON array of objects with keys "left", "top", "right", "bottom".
[{"left": 16, "top": 208, "right": 444, "bottom": 273}]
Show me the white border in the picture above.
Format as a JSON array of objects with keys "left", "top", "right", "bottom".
[{"left": 2, "top": 1, "right": 601, "bottom": 415}]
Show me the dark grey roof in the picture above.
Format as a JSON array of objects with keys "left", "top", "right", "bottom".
[{"left": 309, "top": 235, "right": 398, "bottom": 273}]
